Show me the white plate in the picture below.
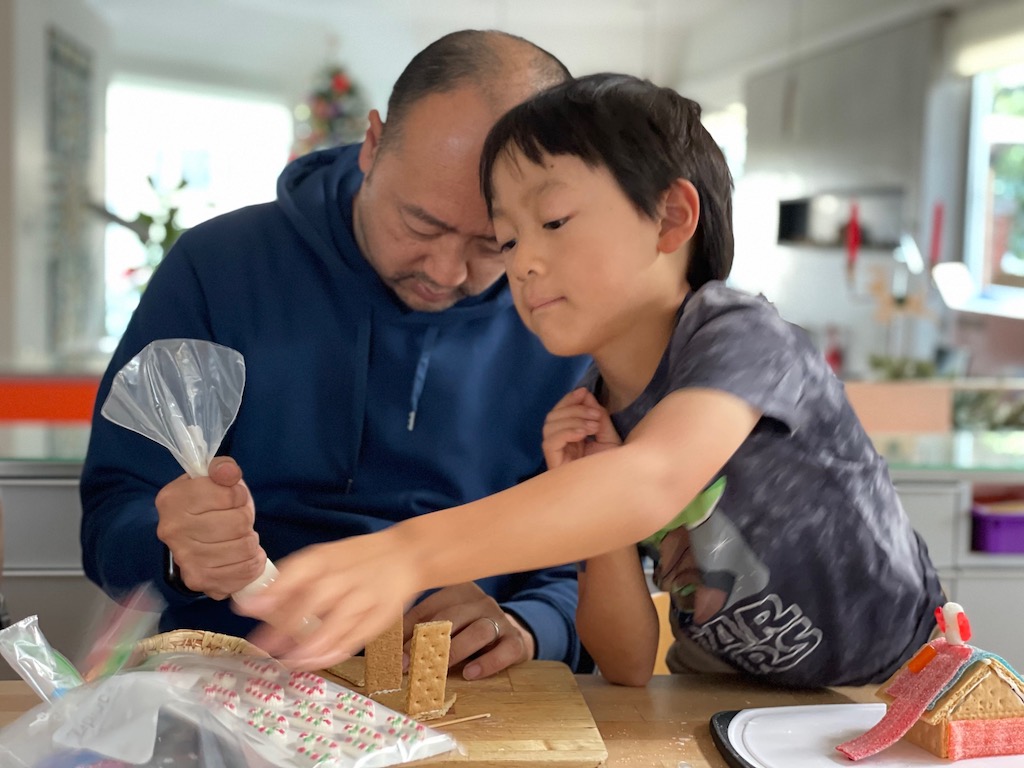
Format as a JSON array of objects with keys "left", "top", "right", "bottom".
[{"left": 727, "top": 703, "right": 1024, "bottom": 767}]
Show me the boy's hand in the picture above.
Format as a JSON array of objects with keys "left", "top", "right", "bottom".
[
  {"left": 233, "top": 528, "right": 419, "bottom": 671},
  {"left": 542, "top": 388, "right": 621, "bottom": 469}
]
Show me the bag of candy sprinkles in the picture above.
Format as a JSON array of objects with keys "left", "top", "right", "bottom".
[{"left": 0, "top": 652, "right": 459, "bottom": 767}]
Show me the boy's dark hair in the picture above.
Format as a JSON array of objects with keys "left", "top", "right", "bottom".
[
  {"left": 480, "top": 73, "right": 734, "bottom": 289},
  {"left": 381, "top": 30, "right": 570, "bottom": 151}
]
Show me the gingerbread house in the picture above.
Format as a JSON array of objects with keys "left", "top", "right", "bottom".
[{"left": 838, "top": 602, "right": 1024, "bottom": 761}]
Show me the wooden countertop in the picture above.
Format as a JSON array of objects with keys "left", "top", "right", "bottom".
[
  {"left": 577, "top": 673, "right": 876, "bottom": 767},
  {"left": 0, "top": 671, "right": 878, "bottom": 767}
]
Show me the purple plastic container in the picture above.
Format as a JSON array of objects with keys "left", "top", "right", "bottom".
[{"left": 972, "top": 504, "right": 1024, "bottom": 553}]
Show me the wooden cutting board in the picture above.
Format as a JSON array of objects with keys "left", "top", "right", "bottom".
[
  {"left": 331, "top": 660, "right": 608, "bottom": 766},
  {"left": 421, "top": 661, "right": 607, "bottom": 766}
]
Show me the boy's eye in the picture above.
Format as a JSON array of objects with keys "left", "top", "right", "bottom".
[
  {"left": 500, "top": 239, "right": 517, "bottom": 253},
  {"left": 543, "top": 217, "right": 568, "bottom": 231}
]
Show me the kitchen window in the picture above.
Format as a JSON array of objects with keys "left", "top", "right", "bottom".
[
  {"left": 964, "top": 62, "right": 1024, "bottom": 294},
  {"left": 101, "top": 79, "right": 292, "bottom": 346}
]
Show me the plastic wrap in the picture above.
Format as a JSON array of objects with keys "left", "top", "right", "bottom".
[{"left": 0, "top": 653, "right": 459, "bottom": 767}]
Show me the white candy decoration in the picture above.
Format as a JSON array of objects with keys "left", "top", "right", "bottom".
[
  {"left": 203, "top": 684, "right": 240, "bottom": 713},
  {"left": 288, "top": 670, "right": 327, "bottom": 698},
  {"left": 340, "top": 722, "right": 384, "bottom": 742},
  {"left": 245, "top": 677, "right": 284, "bottom": 704},
  {"left": 297, "top": 731, "right": 343, "bottom": 761},
  {"left": 242, "top": 658, "right": 283, "bottom": 680},
  {"left": 246, "top": 706, "right": 290, "bottom": 742},
  {"left": 211, "top": 670, "right": 237, "bottom": 688},
  {"left": 937, "top": 601, "right": 973, "bottom": 646}
]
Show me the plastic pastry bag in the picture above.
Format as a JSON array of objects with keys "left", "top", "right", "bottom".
[
  {"left": 99, "top": 338, "right": 279, "bottom": 593},
  {"left": 0, "top": 652, "right": 460, "bottom": 768},
  {"left": 100, "top": 338, "right": 246, "bottom": 478}
]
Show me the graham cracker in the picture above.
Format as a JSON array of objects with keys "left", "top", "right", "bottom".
[
  {"left": 321, "top": 656, "right": 365, "bottom": 687},
  {"left": 405, "top": 619, "right": 456, "bottom": 719},
  {"left": 365, "top": 617, "right": 404, "bottom": 695},
  {"left": 948, "top": 662, "right": 1024, "bottom": 721},
  {"left": 904, "top": 717, "right": 948, "bottom": 758}
]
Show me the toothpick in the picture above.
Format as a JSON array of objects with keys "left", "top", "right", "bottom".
[{"left": 431, "top": 712, "right": 491, "bottom": 728}]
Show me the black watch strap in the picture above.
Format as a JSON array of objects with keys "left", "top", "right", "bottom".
[{"left": 163, "top": 547, "right": 204, "bottom": 598}]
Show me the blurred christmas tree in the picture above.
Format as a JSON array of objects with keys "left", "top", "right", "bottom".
[{"left": 291, "top": 65, "right": 369, "bottom": 159}]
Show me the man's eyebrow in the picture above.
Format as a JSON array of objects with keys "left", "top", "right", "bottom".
[{"left": 403, "top": 205, "right": 457, "bottom": 234}]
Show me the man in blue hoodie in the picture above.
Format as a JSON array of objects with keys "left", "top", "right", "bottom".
[{"left": 79, "top": 30, "right": 590, "bottom": 680}]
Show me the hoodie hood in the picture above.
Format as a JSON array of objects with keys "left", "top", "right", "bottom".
[{"left": 276, "top": 144, "right": 514, "bottom": 327}]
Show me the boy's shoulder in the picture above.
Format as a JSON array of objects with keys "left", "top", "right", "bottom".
[
  {"left": 682, "top": 282, "right": 787, "bottom": 339},
  {"left": 688, "top": 281, "right": 775, "bottom": 316}
]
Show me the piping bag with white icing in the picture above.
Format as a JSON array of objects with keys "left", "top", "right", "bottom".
[{"left": 100, "top": 338, "right": 277, "bottom": 600}]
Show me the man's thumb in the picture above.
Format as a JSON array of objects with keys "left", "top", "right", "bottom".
[{"left": 208, "top": 456, "right": 242, "bottom": 486}]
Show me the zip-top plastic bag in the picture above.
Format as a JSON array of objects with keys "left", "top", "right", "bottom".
[{"left": 0, "top": 651, "right": 459, "bottom": 767}]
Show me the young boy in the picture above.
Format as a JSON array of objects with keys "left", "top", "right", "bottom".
[{"left": 236, "top": 74, "right": 945, "bottom": 688}]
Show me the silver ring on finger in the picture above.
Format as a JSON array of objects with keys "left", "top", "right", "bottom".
[{"left": 483, "top": 616, "right": 501, "bottom": 644}]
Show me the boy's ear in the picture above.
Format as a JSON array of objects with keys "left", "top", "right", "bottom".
[
  {"left": 358, "top": 109, "right": 386, "bottom": 174},
  {"left": 657, "top": 179, "right": 700, "bottom": 254}
]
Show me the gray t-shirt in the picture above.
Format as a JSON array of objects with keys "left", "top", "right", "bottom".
[{"left": 583, "top": 282, "right": 944, "bottom": 687}]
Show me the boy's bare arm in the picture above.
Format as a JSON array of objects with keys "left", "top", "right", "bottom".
[
  {"left": 403, "top": 387, "right": 760, "bottom": 583},
  {"left": 236, "top": 387, "right": 760, "bottom": 670},
  {"left": 577, "top": 547, "right": 658, "bottom": 686}
]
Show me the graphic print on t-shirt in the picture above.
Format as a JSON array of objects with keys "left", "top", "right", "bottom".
[{"left": 650, "top": 477, "right": 823, "bottom": 675}]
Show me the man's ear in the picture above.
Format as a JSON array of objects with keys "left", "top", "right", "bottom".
[
  {"left": 358, "top": 109, "right": 386, "bottom": 174},
  {"left": 657, "top": 179, "right": 700, "bottom": 254}
]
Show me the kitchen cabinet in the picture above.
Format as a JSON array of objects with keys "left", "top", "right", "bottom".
[
  {"left": 879, "top": 431, "right": 1024, "bottom": 669},
  {"left": 745, "top": 15, "right": 940, "bottom": 224},
  {"left": 0, "top": 426, "right": 115, "bottom": 680}
]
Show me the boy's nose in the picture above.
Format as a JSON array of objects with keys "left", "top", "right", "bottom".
[{"left": 509, "top": 241, "right": 543, "bottom": 281}]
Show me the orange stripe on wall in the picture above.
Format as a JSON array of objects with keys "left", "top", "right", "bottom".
[{"left": 0, "top": 378, "right": 100, "bottom": 422}]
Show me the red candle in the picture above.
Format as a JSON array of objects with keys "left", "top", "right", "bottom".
[
  {"left": 846, "top": 202, "right": 861, "bottom": 276},
  {"left": 929, "top": 202, "right": 945, "bottom": 267}
]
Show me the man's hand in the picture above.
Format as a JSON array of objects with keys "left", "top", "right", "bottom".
[
  {"left": 155, "top": 456, "right": 266, "bottom": 599},
  {"left": 542, "top": 388, "right": 621, "bottom": 470},
  {"left": 403, "top": 583, "right": 535, "bottom": 680}
]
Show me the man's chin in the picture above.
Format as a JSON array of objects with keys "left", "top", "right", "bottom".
[{"left": 395, "top": 282, "right": 460, "bottom": 312}]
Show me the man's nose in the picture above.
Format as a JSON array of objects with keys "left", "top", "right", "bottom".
[{"left": 423, "top": 240, "right": 469, "bottom": 288}]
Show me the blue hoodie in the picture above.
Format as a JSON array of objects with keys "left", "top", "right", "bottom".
[{"left": 80, "top": 145, "right": 592, "bottom": 669}]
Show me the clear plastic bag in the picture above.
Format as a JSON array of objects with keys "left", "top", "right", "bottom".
[
  {"left": 0, "top": 616, "right": 84, "bottom": 703},
  {"left": 100, "top": 338, "right": 246, "bottom": 478},
  {"left": 100, "top": 338, "right": 279, "bottom": 595},
  {"left": 0, "top": 652, "right": 459, "bottom": 768}
]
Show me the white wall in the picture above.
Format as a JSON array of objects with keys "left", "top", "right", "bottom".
[{"left": 2, "top": 0, "right": 111, "bottom": 368}]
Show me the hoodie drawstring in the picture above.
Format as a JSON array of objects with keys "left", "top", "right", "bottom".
[{"left": 408, "top": 325, "right": 439, "bottom": 431}]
